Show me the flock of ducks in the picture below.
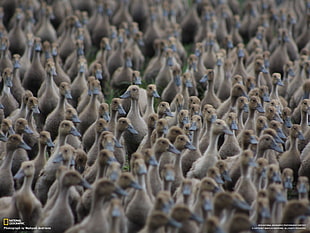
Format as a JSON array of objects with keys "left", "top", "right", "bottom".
[{"left": 0, "top": 0, "right": 309, "bottom": 232}]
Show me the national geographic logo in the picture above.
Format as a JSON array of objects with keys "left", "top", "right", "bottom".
[
  {"left": 2, "top": 218, "right": 24, "bottom": 226},
  {"left": 3, "top": 218, "right": 8, "bottom": 226}
]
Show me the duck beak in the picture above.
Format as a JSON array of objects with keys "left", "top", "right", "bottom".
[
  {"left": 102, "top": 111, "right": 110, "bottom": 122},
  {"left": 13, "top": 60, "right": 21, "bottom": 69},
  {"left": 120, "top": 90, "right": 131, "bottom": 99},
  {"left": 182, "top": 184, "right": 191, "bottom": 196},
  {"left": 109, "top": 170, "right": 119, "bottom": 181},
  {"left": 19, "top": 140, "right": 31, "bottom": 150},
  {"left": 275, "top": 192, "right": 286, "bottom": 203},
  {"left": 233, "top": 200, "right": 251, "bottom": 211},
  {"left": 80, "top": 179, "right": 92, "bottom": 189},
  {"left": 298, "top": 183, "right": 308, "bottom": 194},
  {"left": 72, "top": 114, "right": 81, "bottom": 123},
  {"left": 189, "top": 121, "right": 197, "bottom": 131},
  {"left": 117, "top": 105, "right": 126, "bottom": 115},
  {"left": 165, "top": 109, "right": 174, "bottom": 117},
  {"left": 182, "top": 116, "right": 189, "bottom": 125},
  {"left": 14, "top": 168, "right": 25, "bottom": 180},
  {"left": 276, "top": 79, "right": 284, "bottom": 86},
  {"left": 185, "top": 141, "right": 196, "bottom": 150},
  {"left": 6, "top": 78, "right": 13, "bottom": 88},
  {"left": 248, "top": 158, "right": 257, "bottom": 167},
  {"left": 152, "top": 90, "right": 160, "bottom": 98},
  {"left": 130, "top": 180, "right": 142, "bottom": 190},
  {"left": 32, "top": 105, "right": 40, "bottom": 114},
  {"left": 199, "top": 74, "right": 208, "bottom": 83},
  {"left": 256, "top": 104, "right": 265, "bottom": 113},
  {"left": 284, "top": 177, "right": 293, "bottom": 189},
  {"left": 260, "top": 207, "right": 271, "bottom": 219},
  {"left": 243, "top": 104, "right": 249, "bottom": 113},
  {"left": 284, "top": 118, "right": 292, "bottom": 128},
  {"left": 270, "top": 141, "right": 283, "bottom": 153},
  {"left": 53, "top": 153, "right": 64, "bottom": 163},
  {"left": 70, "top": 157, "right": 75, "bottom": 167},
  {"left": 105, "top": 142, "right": 115, "bottom": 152},
  {"left": 148, "top": 156, "right": 159, "bottom": 167},
  {"left": 223, "top": 128, "right": 233, "bottom": 135},
  {"left": 167, "top": 56, "right": 174, "bottom": 66},
  {"left": 168, "top": 218, "right": 182, "bottom": 228},
  {"left": 70, "top": 127, "right": 81, "bottom": 137},
  {"left": 95, "top": 70, "right": 103, "bottom": 80},
  {"left": 0, "top": 132, "right": 7, "bottom": 142},
  {"left": 274, "top": 113, "right": 284, "bottom": 124},
  {"left": 210, "top": 114, "right": 217, "bottom": 123},
  {"left": 164, "top": 170, "right": 175, "bottom": 182},
  {"left": 185, "top": 79, "right": 193, "bottom": 88},
  {"left": 127, "top": 124, "right": 138, "bottom": 135},
  {"left": 203, "top": 199, "right": 213, "bottom": 211},
  {"left": 168, "top": 144, "right": 181, "bottom": 155},
  {"left": 274, "top": 135, "right": 284, "bottom": 144},
  {"left": 137, "top": 164, "right": 147, "bottom": 175},
  {"left": 24, "top": 125, "right": 33, "bottom": 134},
  {"left": 133, "top": 75, "right": 141, "bottom": 85},
  {"left": 214, "top": 175, "right": 224, "bottom": 184},
  {"left": 250, "top": 135, "right": 258, "bottom": 145},
  {"left": 175, "top": 75, "right": 181, "bottom": 87},
  {"left": 113, "top": 138, "right": 123, "bottom": 148},
  {"left": 298, "top": 132, "right": 305, "bottom": 140},
  {"left": 189, "top": 213, "right": 204, "bottom": 223},
  {"left": 272, "top": 172, "right": 282, "bottom": 183},
  {"left": 111, "top": 206, "right": 121, "bottom": 217},
  {"left": 222, "top": 170, "right": 232, "bottom": 182},
  {"left": 65, "top": 91, "right": 72, "bottom": 100},
  {"left": 231, "top": 121, "right": 238, "bottom": 130},
  {"left": 47, "top": 138, "right": 55, "bottom": 148},
  {"left": 276, "top": 128, "right": 286, "bottom": 139},
  {"left": 0, "top": 104, "right": 3, "bottom": 109},
  {"left": 262, "top": 93, "right": 270, "bottom": 102}
]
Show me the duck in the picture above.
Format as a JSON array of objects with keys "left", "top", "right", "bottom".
[
  {"left": 66, "top": 179, "right": 127, "bottom": 233},
  {"left": 11, "top": 54, "right": 25, "bottom": 104},
  {"left": 242, "top": 95, "right": 265, "bottom": 132},
  {"left": 199, "top": 104, "right": 217, "bottom": 154},
  {"left": 126, "top": 158, "right": 153, "bottom": 233},
  {"left": 35, "top": 120, "right": 80, "bottom": 205},
  {"left": 9, "top": 90, "right": 33, "bottom": 124},
  {"left": 36, "top": 60, "right": 59, "bottom": 130},
  {"left": 35, "top": 4, "right": 57, "bottom": 43},
  {"left": 143, "top": 84, "right": 160, "bottom": 123},
  {"left": 296, "top": 176, "right": 310, "bottom": 201},
  {"left": 8, "top": 8, "right": 26, "bottom": 55},
  {"left": 234, "top": 150, "right": 257, "bottom": 205},
  {"left": 280, "top": 124, "right": 304, "bottom": 180},
  {"left": 114, "top": 117, "right": 138, "bottom": 167},
  {"left": 32, "top": 131, "right": 54, "bottom": 188},
  {"left": 12, "top": 161, "right": 42, "bottom": 226},
  {"left": 0, "top": 67, "right": 19, "bottom": 118},
  {"left": 169, "top": 203, "right": 202, "bottom": 233},
  {"left": 217, "top": 84, "right": 248, "bottom": 119},
  {"left": 44, "top": 82, "right": 72, "bottom": 140},
  {"left": 78, "top": 79, "right": 103, "bottom": 135},
  {"left": 120, "top": 85, "right": 147, "bottom": 158},
  {"left": 155, "top": 48, "right": 175, "bottom": 94},
  {"left": 181, "top": 115, "right": 201, "bottom": 177},
  {"left": 180, "top": 0, "right": 200, "bottom": 44},
  {"left": 111, "top": 49, "right": 134, "bottom": 92},
  {"left": 280, "top": 199, "right": 310, "bottom": 225},
  {"left": 70, "top": 57, "right": 88, "bottom": 108},
  {"left": 63, "top": 107, "right": 82, "bottom": 149},
  {"left": 219, "top": 112, "right": 241, "bottom": 159},
  {"left": 82, "top": 103, "right": 110, "bottom": 152},
  {"left": 35, "top": 170, "right": 91, "bottom": 233},
  {"left": 22, "top": 37, "right": 45, "bottom": 96},
  {"left": 161, "top": 66, "right": 181, "bottom": 104},
  {"left": 187, "top": 119, "right": 233, "bottom": 179},
  {"left": 200, "top": 69, "right": 222, "bottom": 109},
  {"left": 0, "top": 134, "right": 30, "bottom": 198}
]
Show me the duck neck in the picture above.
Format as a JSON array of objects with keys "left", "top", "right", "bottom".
[
  {"left": 37, "top": 142, "right": 47, "bottom": 164},
  {"left": 145, "top": 95, "right": 155, "bottom": 115},
  {"left": 300, "top": 110, "right": 308, "bottom": 131},
  {"left": 288, "top": 135, "right": 298, "bottom": 152},
  {"left": 2, "top": 149, "right": 14, "bottom": 169},
  {"left": 207, "top": 80, "right": 216, "bottom": 97},
  {"left": 89, "top": 192, "right": 105, "bottom": 217},
  {"left": 129, "top": 98, "right": 141, "bottom": 119},
  {"left": 205, "top": 132, "right": 220, "bottom": 157},
  {"left": 2, "top": 81, "right": 11, "bottom": 95},
  {"left": 270, "top": 84, "right": 279, "bottom": 99},
  {"left": 55, "top": 184, "right": 70, "bottom": 209},
  {"left": 192, "top": 128, "right": 201, "bottom": 149},
  {"left": 174, "top": 154, "right": 183, "bottom": 180},
  {"left": 237, "top": 109, "right": 245, "bottom": 129},
  {"left": 163, "top": 180, "right": 172, "bottom": 192},
  {"left": 240, "top": 163, "right": 251, "bottom": 180},
  {"left": 20, "top": 175, "right": 33, "bottom": 193},
  {"left": 137, "top": 174, "right": 146, "bottom": 190}
]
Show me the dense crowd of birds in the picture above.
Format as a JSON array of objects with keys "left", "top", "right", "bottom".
[{"left": 0, "top": 0, "right": 309, "bottom": 232}]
